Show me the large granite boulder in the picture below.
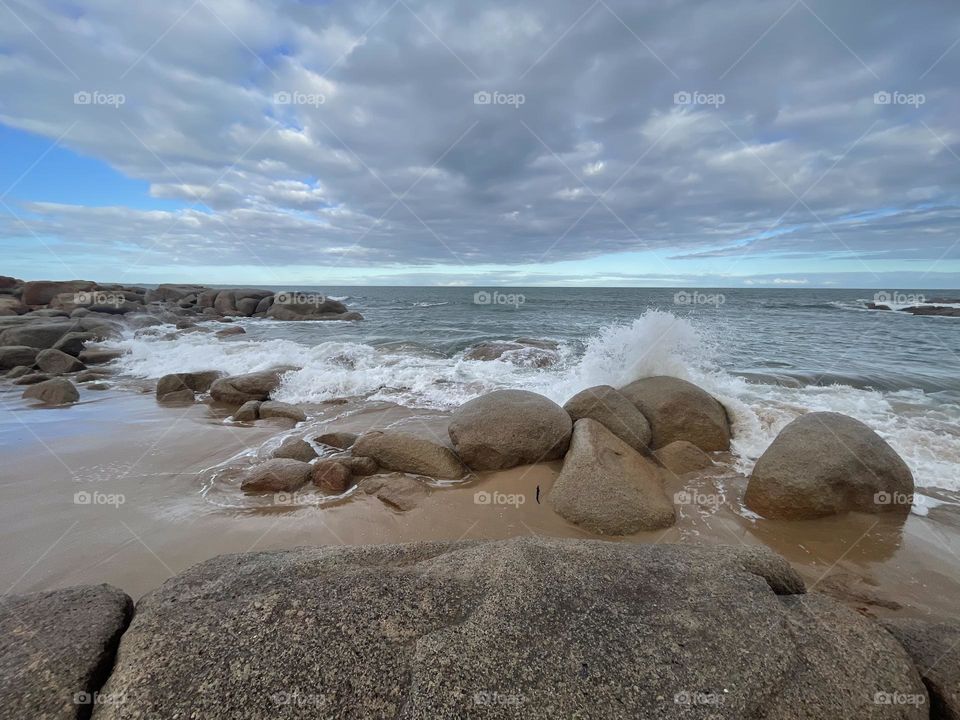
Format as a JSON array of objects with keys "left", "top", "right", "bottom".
[
  {"left": 620, "top": 376, "right": 731, "bottom": 451},
  {"left": 352, "top": 430, "right": 466, "bottom": 479},
  {"left": 21, "top": 280, "right": 96, "bottom": 307},
  {"left": 562, "top": 384, "right": 652, "bottom": 453},
  {"left": 52, "top": 332, "right": 96, "bottom": 357},
  {"left": 0, "top": 584, "right": 132, "bottom": 720},
  {"left": 209, "top": 368, "right": 291, "bottom": 406},
  {"left": 448, "top": 390, "right": 572, "bottom": 470},
  {"left": 744, "top": 412, "right": 915, "bottom": 519},
  {"left": 549, "top": 419, "right": 675, "bottom": 534},
  {"left": 882, "top": 618, "right": 960, "bottom": 720},
  {"left": 0, "top": 322, "right": 75, "bottom": 349},
  {"left": 0, "top": 345, "right": 38, "bottom": 371},
  {"left": 22, "top": 378, "right": 79, "bottom": 405},
  {"left": 92, "top": 538, "right": 926, "bottom": 719},
  {"left": 265, "top": 293, "right": 362, "bottom": 321},
  {"left": 240, "top": 459, "right": 312, "bottom": 493},
  {"left": 655, "top": 439, "right": 715, "bottom": 475}
]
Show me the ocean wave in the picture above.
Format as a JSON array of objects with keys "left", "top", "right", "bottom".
[{"left": 412, "top": 301, "right": 449, "bottom": 308}]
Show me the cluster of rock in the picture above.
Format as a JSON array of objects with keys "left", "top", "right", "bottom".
[
  {"left": 3, "top": 537, "right": 957, "bottom": 719},
  {"left": 866, "top": 298, "right": 960, "bottom": 317}
]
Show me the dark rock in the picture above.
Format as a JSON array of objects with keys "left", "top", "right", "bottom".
[
  {"left": 52, "top": 332, "right": 96, "bottom": 357},
  {"left": 22, "top": 378, "right": 79, "bottom": 405},
  {"left": 0, "top": 584, "right": 132, "bottom": 720},
  {"left": 353, "top": 430, "right": 466, "bottom": 479},
  {"left": 620, "top": 376, "right": 731, "bottom": 451}
]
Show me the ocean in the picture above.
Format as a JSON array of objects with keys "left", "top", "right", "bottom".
[{"left": 107, "top": 286, "right": 960, "bottom": 495}]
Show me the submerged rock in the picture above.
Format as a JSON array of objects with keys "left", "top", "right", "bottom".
[
  {"left": 358, "top": 473, "right": 429, "bottom": 511},
  {"left": 448, "top": 389, "right": 572, "bottom": 470},
  {"left": 744, "top": 412, "right": 915, "bottom": 519},
  {"left": 352, "top": 430, "right": 466, "bottom": 479},
  {"left": 620, "top": 375, "right": 731, "bottom": 451},
  {"left": 92, "top": 538, "right": 926, "bottom": 719},
  {"left": 549, "top": 419, "right": 675, "bottom": 535},
  {"left": 240, "top": 459, "right": 312, "bottom": 493}
]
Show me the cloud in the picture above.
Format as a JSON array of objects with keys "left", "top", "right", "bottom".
[{"left": 0, "top": 0, "right": 958, "bottom": 281}]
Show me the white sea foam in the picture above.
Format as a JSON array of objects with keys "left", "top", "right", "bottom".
[{"left": 106, "top": 311, "right": 960, "bottom": 492}]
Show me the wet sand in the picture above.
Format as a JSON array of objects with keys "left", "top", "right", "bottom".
[{"left": 2, "top": 382, "right": 959, "bottom": 620}]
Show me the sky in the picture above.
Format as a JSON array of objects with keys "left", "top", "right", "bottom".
[{"left": 0, "top": 0, "right": 958, "bottom": 288}]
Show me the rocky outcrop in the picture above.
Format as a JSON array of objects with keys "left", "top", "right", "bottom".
[
  {"left": 0, "top": 584, "right": 132, "bottom": 720},
  {"left": 620, "top": 375, "right": 731, "bottom": 451},
  {"left": 882, "top": 618, "right": 960, "bottom": 719},
  {"left": 35, "top": 348, "right": 85, "bottom": 374},
  {"left": 144, "top": 284, "right": 208, "bottom": 304},
  {"left": 448, "top": 390, "right": 572, "bottom": 470},
  {"left": 240, "top": 459, "right": 312, "bottom": 493},
  {"left": 562, "top": 384, "right": 652, "bottom": 453},
  {"left": 352, "top": 430, "right": 466, "bottom": 479},
  {"left": 22, "top": 378, "right": 79, "bottom": 405},
  {"left": 91, "top": 538, "right": 927, "bottom": 719},
  {"left": 744, "top": 412, "right": 915, "bottom": 519},
  {"left": 655, "top": 439, "right": 715, "bottom": 475},
  {"left": 549, "top": 419, "right": 675, "bottom": 535},
  {"left": 209, "top": 368, "right": 290, "bottom": 406}
]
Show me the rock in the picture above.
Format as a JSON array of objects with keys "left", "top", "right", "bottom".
[
  {"left": 21, "top": 279, "right": 95, "bottom": 306},
  {"left": 5, "top": 365, "right": 31, "bottom": 378},
  {"left": 358, "top": 473, "right": 429, "bottom": 511},
  {"left": 35, "top": 348, "right": 85, "bottom": 374},
  {"left": 315, "top": 431, "right": 358, "bottom": 449},
  {"left": 0, "top": 584, "right": 132, "bottom": 720},
  {"left": 265, "top": 292, "right": 349, "bottom": 321},
  {"left": 464, "top": 341, "right": 559, "bottom": 367},
  {"left": 563, "top": 384, "right": 652, "bottom": 453},
  {"left": 312, "top": 459, "right": 353, "bottom": 493},
  {"left": 744, "top": 412, "right": 915, "bottom": 519},
  {"left": 620, "top": 376, "right": 731, "bottom": 451},
  {"left": 13, "top": 373, "right": 51, "bottom": 385},
  {"left": 882, "top": 618, "right": 960, "bottom": 719},
  {"left": 52, "top": 331, "right": 95, "bottom": 356},
  {"left": 155, "top": 371, "right": 222, "bottom": 401},
  {"left": 258, "top": 401, "right": 306, "bottom": 422},
  {"left": 448, "top": 389, "right": 572, "bottom": 470},
  {"left": 240, "top": 459, "right": 312, "bottom": 493},
  {"left": 273, "top": 437, "right": 317, "bottom": 462},
  {"left": 352, "top": 430, "right": 466, "bottom": 479},
  {"left": 343, "top": 455, "right": 379, "bottom": 476},
  {"left": 0, "top": 322, "right": 74, "bottom": 349},
  {"left": 215, "top": 326, "right": 246, "bottom": 338},
  {"left": 233, "top": 400, "right": 262, "bottom": 421},
  {"left": 92, "top": 537, "right": 928, "bottom": 719},
  {"left": 235, "top": 297, "right": 260, "bottom": 316},
  {"left": 902, "top": 305, "right": 960, "bottom": 317},
  {"left": 77, "top": 348, "right": 123, "bottom": 365},
  {"left": 209, "top": 368, "right": 290, "bottom": 406},
  {"left": 655, "top": 440, "right": 714, "bottom": 475},
  {"left": 0, "top": 345, "right": 38, "bottom": 371},
  {"left": 22, "top": 378, "right": 79, "bottom": 405},
  {"left": 144, "top": 284, "right": 208, "bottom": 303},
  {"left": 549, "top": 419, "right": 676, "bottom": 535},
  {"left": 0, "top": 275, "right": 20, "bottom": 289},
  {"left": 75, "top": 369, "right": 113, "bottom": 383},
  {"left": 0, "top": 297, "right": 25, "bottom": 316}
]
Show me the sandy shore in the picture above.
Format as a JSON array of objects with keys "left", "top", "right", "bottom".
[{"left": 2, "top": 381, "right": 958, "bottom": 620}]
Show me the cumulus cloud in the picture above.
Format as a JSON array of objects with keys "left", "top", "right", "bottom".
[{"left": 0, "top": 0, "right": 958, "bottom": 281}]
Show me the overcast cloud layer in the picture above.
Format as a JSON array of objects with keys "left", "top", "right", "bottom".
[{"left": 0, "top": 0, "right": 958, "bottom": 285}]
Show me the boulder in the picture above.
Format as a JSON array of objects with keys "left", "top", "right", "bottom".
[
  {"left": 315, "top": 431, "right": 358, "bottom": 450},
  {"left": 273, "top": 437, "right": 317, "bottom": 463},
  {"left": 464, "top": 341, "right": 559, "bottom": 368},
  {"left": 52, "top": 331, "right": 95, "bottom": 356},
  {"left": 144, "top": 284, "right": 208, "bottom": 303},
  {"left": 21, "top": 280, "right": 96, "bottom": 306},
  {"left": 549, "top": 419, "right": 676, "bottom": 535},
  {"left": 358, "top": 473, "right": 429, "bottom": 511},
  {"left": 197, "top": 289, "right": 219, "bottom": 309},
  {"left": 0, "top": 584, "right": 132, "bottom": 720},
  {"left": 312, "top": 459, "right": 353, "bottom": 493},
  {"left": 882, "top": 618, "right": 960, "bottom": 719},
  {"left": 233, "top": 400, "right": 261, "bottom": 422},
  {"left": 209, "top": 368, "right": 290, "bottom": 406},
  {"left": 343, "top": 455, "right": 379, "bottom": 476},
  {"left": 5, "top": 365, "right": 31, "bottom": 378},
  {"left": 620, "top": 376, "right": 731, "bottom": 451},
  {"left": 78, "top": 348, "right": 124, "bottom": 365},
  {"left": 22, "top": 378, "right": 79, "bottom": 405},
  {"left": 155, "top": 371, "right": 222, "bottom": 401},
  {"left": 0, "top": 297, "right": 24, "bottom": 316},
  {"left": 0, "top": 322, "right": 74, "bottom": 349},
  {"left": 215, "top": 326, "right": 246, "bottom": 338},
  {"left": 235, "top": 297, "right": 261, "bottom": 316},
  {"left": 352, "top": 430, "right": 466, "bottom": 479},
  {"left": 448, "top": 389, "right": 572, "bottom": 470},
  {"left": 14, "top": 373, "right": 51, "bottom": 385},
  {"left": 92, "top": 538, "right": 927, "bottom": 719},
  {"left": 0, "top": 345, "right": 37, "bottom": 371},
  {"left": 258, "top": 401, "right": 306, "bottom": 422},
  {"left": 240, "top": 459, "right": 312, "bottom": 493},
  {"left": 35, "top": 348, "right": 85, "bottom": 374},
  {"left": 563, "top": 384, "right": 652, "bottom": 453},
  {"left": 655, "top": 440, "right": 715, "bottom": 475},
  {"left": 744, "top": 412, "right": 915, "bottom": 519}
]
